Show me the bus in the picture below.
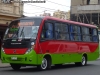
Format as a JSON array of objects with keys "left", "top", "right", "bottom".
[{"left": 1, "top": 16, "right": 99, "bottom": 70}]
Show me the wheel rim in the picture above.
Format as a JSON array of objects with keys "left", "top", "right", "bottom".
[
  {"left": 82, "top": 56, "right": 86, "bottom": 65},
  {"left": 41, "top": 58, "right": 47, "bottom": 69}
]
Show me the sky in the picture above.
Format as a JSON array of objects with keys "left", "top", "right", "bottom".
[{"left": 23, "top": 0, "right": 71, "bottom": 16}]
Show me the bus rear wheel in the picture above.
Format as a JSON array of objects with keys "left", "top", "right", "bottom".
[
  {"left": 75, "top": 55, "right": 87, "bottom": 66},
  {"left": 10, "top": 63, "right": 21, "bottom": 70},
  {"left": 37, "top": 57, "right": 51, "bottom": 71}
]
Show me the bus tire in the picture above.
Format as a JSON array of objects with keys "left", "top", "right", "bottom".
[
  {"left": 37, "top": 57, "right": 51, "bottom": 71},
  {"left": 75, "top": 55, "right": 87, "bottom": 66},
  {"left": 10, "top": 63, "right": 21, "bottom": 70}
]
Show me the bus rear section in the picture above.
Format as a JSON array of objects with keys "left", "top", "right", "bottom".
[{"left": 38, "top": 18, "right": 99, "bottom": 69}]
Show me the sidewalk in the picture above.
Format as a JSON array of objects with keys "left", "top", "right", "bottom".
[
  {"left": 97, "top": 57, "right": 100, "bottom": 60},
  {"left": 0, "top": 60, "right": 10, "bottom": 68}
]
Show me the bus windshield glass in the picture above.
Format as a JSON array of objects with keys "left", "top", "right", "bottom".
[{"left": 4, "top": 19, "right": 42, "bottom": 40}]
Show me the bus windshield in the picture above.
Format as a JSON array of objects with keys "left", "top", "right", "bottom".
[{"left": 3, "top": 19, "right": 41, "bottom": 40}]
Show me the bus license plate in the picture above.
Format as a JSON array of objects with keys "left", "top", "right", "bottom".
[{"left": 11, "top": 57, "right": 17, "bottom": 60}]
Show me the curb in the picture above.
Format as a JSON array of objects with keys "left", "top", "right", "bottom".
[
  {"left": 0, "top": 66, "right": 11, "bottom": 68},
  {"left": 96, "top": 57, "right": 100, "bottom": 61},
  {"left": 0, "top": 60, "right": 11, "bottom": 68}
]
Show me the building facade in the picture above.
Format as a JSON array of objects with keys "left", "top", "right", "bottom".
[
  {"left": 53, "top": 10, "right": 70, "bottom": 20},
  {"left": 0, "top": 0, "right": 23, "bottom": 39},
  {"left": 0, "top": 0, "right": 23, "bottom": 58},
  {"left": 70, "top": 0, "right": 100, "bottom": 28}
]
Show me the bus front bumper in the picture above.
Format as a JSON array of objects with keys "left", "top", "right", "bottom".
[{"left": 1, "top": 50, "right": 38, "bottom": 65}]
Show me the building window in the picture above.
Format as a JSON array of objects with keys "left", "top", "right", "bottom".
[
  {"left": 2, "top": 0, "right": 13, "bottom": 4},
  {"left": 82, "top": 0, "right": 84, "bottom": 5},
  {"left": 98, "top": 0, "right": 100, "bottom": 4},
  {"left": 87, "top": 0, "right": 90, "bottom": 5}
]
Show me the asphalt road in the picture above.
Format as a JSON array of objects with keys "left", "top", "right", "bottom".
[{"left": 0, "top": 60, "right": 100, "bottom": 75}]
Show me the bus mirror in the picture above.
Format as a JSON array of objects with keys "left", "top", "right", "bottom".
[
  {"left": 40, "top": 31, "right": 44, "bottom": 40},
  {"left": 40, "top": 32, "right": 48, "bottom": 42}
]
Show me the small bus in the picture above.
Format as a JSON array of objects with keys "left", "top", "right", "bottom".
[{"left": 1, "top": 16, "right": 99, "bottom": 70}]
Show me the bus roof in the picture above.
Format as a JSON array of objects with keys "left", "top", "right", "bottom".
[
  {"left": 16, "top": 16, "right": 97, "bottom": 28},
  {"left": 43, "top": 16, "right": 97, "bottom": 28}
]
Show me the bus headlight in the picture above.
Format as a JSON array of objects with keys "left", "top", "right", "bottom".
[
  {"left": 1, "top": 47, "right": 5, "bottom": 53},
  {"left": 25, "top": 42, "right": 35, "bottom": 54},
  {"left": 31, "top": 42, "right": 35, "bottom": 49},
  {"left": 25, "top": 48, "right": 32, "bottom": 54}
]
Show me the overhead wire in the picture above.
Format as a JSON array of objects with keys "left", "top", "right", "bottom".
[
  {"left": 25, "top": 3, "right": 58, "bottom": 11},
  {"left": 23, "top": 0, "right": 71, "bottom": 14},
  {"left": 23, "top": 2, "right": 70, "bottom": 16},
  {"left": 46, "top": 0, "right": 70, "bottom": 7},
  {"left": 22, "top": 1, "right": 93, "bottom": 24}
]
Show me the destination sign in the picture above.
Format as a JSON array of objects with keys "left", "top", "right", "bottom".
[{"left": 18, "top": 22, "right": 34, "bottom": 26}]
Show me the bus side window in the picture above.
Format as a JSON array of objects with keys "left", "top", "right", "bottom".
[
  {"left": 41, "top": 22, "right": 54, "bottom": 40},
  {"left": 54, "top": 23, "right": 69, "bottom": 40},
  {"left": 64, "top": 24, "right": 69, "bottom": 40},
  {"left": 70, "top": 25, "right": 78, "bottom": 41},
  {"left": 92, "top": 28, "right": 98, "bottom": 42},
  {"left": 70, "top": 25, "right": 74, "bottom": 41},
  {"left": 82, "top": 27, "right": 91, "bottom": 42},
  {"left": 89, "top": 28, "right": 92, "bottom": 41},
  {"left": 77, "top": 26, "right": 82, "bottom": 41},
  {"left": 45, "top": 23, "right": 54, "bottom": 39},
  {"left": 55, "top": 23, "right": 61, "bottom": 40}
]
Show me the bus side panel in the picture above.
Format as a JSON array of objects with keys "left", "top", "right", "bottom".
[
  {"left": 37, "top": 40, "right": 99, "bottom": 64},
  {"left": 35, "top": 18, "right": 99, "bottom": 65},
  {"left": 87, "top": 45, "right": 99, "bottom": 61}
]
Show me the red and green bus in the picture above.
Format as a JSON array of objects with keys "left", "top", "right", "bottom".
[{"left": 1, "top": 16, "right": 99, "bottom": 70}]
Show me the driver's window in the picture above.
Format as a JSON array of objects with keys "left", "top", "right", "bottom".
[{"left": 41, "top": 22, "right": 54, "bottom": 40}]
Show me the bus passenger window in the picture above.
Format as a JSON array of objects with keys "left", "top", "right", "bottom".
[
  {"left": 45, "top": 23, "right": 54, "bottom": 39},
  {"left": 70, "top": 25, "right": 77, "bottom": 41},
  {"left": 69, "top": 25, "right": 73, "bottom": 41},
  {"left": 92, "top": 29, "right": 98, "bottom": 42},
  {"left": 82, "top": 27, "right": 89, "bottom": 34},
  {"left": 73, "top": 26, "right": 78, "bottom": 33},
  {"left": 77, "top": 26, "right": 82, "bottom": 41},
  {"left": 41, "top": 22, "right": 54, "bottom": 40},
  {"left": 69, "top": 25, "right": 82, "bottom": 41},
  {"left": 82, "top": 27, "right": 91, "bottom": 42},
  {"left": 89, "top": 28, "right": 92, "bottom": 41},
  {"left": 55, "top": 23, "right": 69, "bottom": 40},
  {"left": 55, "top": 23, "right": 61, "bottom": 40}
]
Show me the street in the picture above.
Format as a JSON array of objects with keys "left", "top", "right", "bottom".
[{"left": 0, "top": 59, "right": 100, "bottom": 75}]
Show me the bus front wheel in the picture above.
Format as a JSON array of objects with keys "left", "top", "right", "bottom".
[
  {"left": 37, "top": 57, "right": 51, "bottom": 71},
  {"left": 10, "top": 63, "right": 21, "bottom": 70}
]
